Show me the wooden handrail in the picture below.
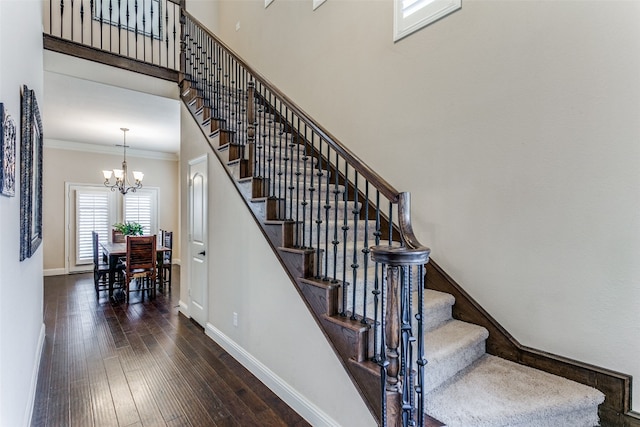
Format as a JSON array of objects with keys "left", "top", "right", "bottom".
[{"left": 182, "top": 9, "right": 401, "bottom": 204}]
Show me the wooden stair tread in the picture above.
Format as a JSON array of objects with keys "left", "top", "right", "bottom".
[{"left": 322, "top": 313, "right": 370, "bottom": 333}]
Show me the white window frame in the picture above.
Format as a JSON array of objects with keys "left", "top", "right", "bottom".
[
  {"left": 65, "top": 183, "right": 161, "bottom": 273},
  {"left": 313, "top": 0, "right": 327, "bottom": 11},
  {"left": 123, "top": 187, "right": 159, "bottom": 236},
  {"left": 66, "top": 184, "right": 118, "bottom": 272},
  {"left": 394, "top": 0, "right": 461, "bottom": 42}
]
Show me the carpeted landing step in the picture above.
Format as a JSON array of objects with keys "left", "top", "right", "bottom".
[{"left": 424, "top": 354, "right": 605, "bottom": 427}]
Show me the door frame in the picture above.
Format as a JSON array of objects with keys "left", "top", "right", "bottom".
[{"left": 188, "top": 154, "right": 209, "bottom": 326}]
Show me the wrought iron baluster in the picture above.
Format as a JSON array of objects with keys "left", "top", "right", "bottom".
[
  {"left": 125, "top": 0, "right": 130, "bottom": 56},
  {"left": 60, "top": 0, "right": 64, "bottom": 38},
  {"left": 372, "top": 190, "right": 382, "bottom": 362},
  {"left": 150, "top": 0, "right": 155, "bottom": 64},
  {"left": 142, "top": 0, "right": 147, "bottom": 61},
  {"left": 100, "top": 0, "right": 104, "bottom": 49},
  {"left": 71, "top": 0, "right": 74, "bottom": 41},
  {"left": 290, "top": 117, "right": 302, "bottom": 237},
  {"left": 116, "top": 0, "right": 121, "bottom": 54},
  {"left": 361, "top": 182, "right": 370, "bottom": 324},
  {"left": 108, "top": 0, "right": 112, "bottom": 51},
  {"left": 286, "top": 107, "right": 294, "bottom": 221},
  {"left": 134, "top": 0, "right": 138, "bottom": 59},
  {"left": 267, "top": 93, "right": 275, "bottom": 197},
  {"left": 379, "top": 263, "right": 388, "bottom": 427},
  {"left": 350, "top": 172, "right": 360, "bottom": 320},
  {"left": 389, "top": 201, "right": 393, "bottom": 244},
  {"left": 308, "top": 129, "right": 316, "bottom": 256},
  {"left": 340, "top": 163, "right": 349, "bottom": 316},
  {"left": 323, "top": 144, "right": 331, "bottom": 280},
  {"left": 400, "top": 266, "right": 413, "bottom": 426},
  {"left": 294, "top": 118, "right": 301, "bottom": 246},
  {"left": 314, "top": 135, "right": 323, "bottom": 279},
  {"left": 331, "top": 150, "right": 339, "bottom": 283},
  {"left": 80, "top": 0, "right": 84, "bottom": 43},
  {"left": 232, "top": 58, "right": 237, "bottom": 134},
  {"left": 280, "top": 107, "right": 291, "bottom": 220},
  {"left": 301, "top": 125, "right": 309, "bottom": 248},
  {"left": 207, "top": 36, "right": 213, "bottom": 110},
  {"left": 157, "top": 0, "right": 162, "bottom": 65},
  {"left": 215, "top": 44, "right": 221, "bottom": 120},
  {"left": 276, "top": 104, "right": 283, "bottom": 203},
  {"left": 258, "top": 86, "right": 266, "bottom": 180},
  {"left": 416, "top": 264, "right": 427, "bottom": 427},
  {"left": 242, "top": 68, "right": 247, "bottom": 150},
  {"left": 165, "top": 1, "right": 169, "bottom": 67},
  {"left": 172, "top": 5, "right": 176, "bottom": 69}
]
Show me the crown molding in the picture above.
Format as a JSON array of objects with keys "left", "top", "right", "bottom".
[{"left": 44, "top": 138, "right": 179, "bottom": 161}]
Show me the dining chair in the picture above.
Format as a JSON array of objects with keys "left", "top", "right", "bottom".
[
  {"left": 124, "top": 235, "right": 157, "bottom": 302},
  {"left": 92, "top": 231, "right": 110, "bottom": 296},
  {"left": 160, "top": 230, "right": 173, "bottom": 290},
  {"left": 94, "top": 231, "right": 125, "bottom": 297}
]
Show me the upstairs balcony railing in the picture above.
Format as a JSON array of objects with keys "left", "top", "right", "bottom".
[
  {"left": 43, "top": 0, "right": 181, "bottom": 79},
  {"left": 182, "top": 10, "right": 431, "bottom": 426}
]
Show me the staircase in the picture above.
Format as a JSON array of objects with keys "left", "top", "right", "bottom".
[{"left": 179, "top": 10, "right": 605, "bottom": 427}]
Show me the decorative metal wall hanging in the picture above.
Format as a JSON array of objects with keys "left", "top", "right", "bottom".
[
  {"left": 0, "top": 103, "right": 17, "bottom": 197},
  {"left": 19, "top": 86, "right": 43, "bottom": 261}
]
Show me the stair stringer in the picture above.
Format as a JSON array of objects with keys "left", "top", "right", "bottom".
[
  {"left": 274, "top": 243, "right": 385, "bottom": 422},
  {"left": 181, "top": 87, "right": 388, "bottom": 423}
]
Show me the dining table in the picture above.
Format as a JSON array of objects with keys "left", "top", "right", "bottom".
[{"left": 100, "top": 240, "right": 171, "bottom": 298}]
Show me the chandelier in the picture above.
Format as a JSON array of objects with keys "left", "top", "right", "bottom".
[{"left": 102, "top": 128, "right": 144, "bottom": 195}]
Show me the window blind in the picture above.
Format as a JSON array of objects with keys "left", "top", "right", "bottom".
[
  {"left": 123, "top": 189, "right": 158, "bottom": 235},
  {"left": 76, "top": 191, "right": 110, "bottom": 264}
]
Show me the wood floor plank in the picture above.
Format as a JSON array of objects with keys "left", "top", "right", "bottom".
[
  {"left": 84, "top": 333, "right": 119, "bottom": 427},
  {"left": 140, "top": 333, "right": 218, "bottom": 426},
  {"left": 124, "top": 368, "right": 167, "bottom": 427},
  {"left": 32, "top": 269, "right": 309, "bottom": 427},
  {"left": 146, "top": 310, "right": 294, "bottom": 426},
  {"left": 103, "top": 356, "right": 141, "bottom": 426},
  {"left": 70, "top": 379, "right": 94, "bottom": 427}
]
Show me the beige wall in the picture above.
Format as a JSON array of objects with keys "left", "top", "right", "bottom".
[
  {"left": 43, "top": 145, "right": 180, "bottom": 271},
  {"left": 0, "top": 1, "right": 45, "bottom": 425},
  {"left": 212, "top": 0, "right": 640, "bottom": 411}
]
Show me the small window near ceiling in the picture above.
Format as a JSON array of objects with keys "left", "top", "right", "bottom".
[
  {"left": 313, "top": 0, "right": 327, "bottom": 10},
  {"left": 394, "top": 0, "right": 461, "bottom": 42},
  {"left": 123, "top": 188, "right": 159, "bottom": 236}
]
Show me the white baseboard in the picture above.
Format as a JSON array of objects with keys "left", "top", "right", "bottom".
[
  {"left": 43, "top": 268, "right": 66, "bottom": 277},
  {"left": 178, "top": 300, "right": 190, "bottom": 317},
  {"left": 26, "top": 323, "right": 46, "bottom": 427},
  {"left": 204, "top": 323, "right": 339, "bottom": 427}
]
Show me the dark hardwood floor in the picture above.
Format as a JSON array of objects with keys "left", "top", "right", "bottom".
[{"left": 31, "top": 268, "right": 310, "bottom": 427}]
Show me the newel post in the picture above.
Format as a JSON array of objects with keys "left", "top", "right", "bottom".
[{"left": 371, "top": 192, "right": 431, "bottom": 427}]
